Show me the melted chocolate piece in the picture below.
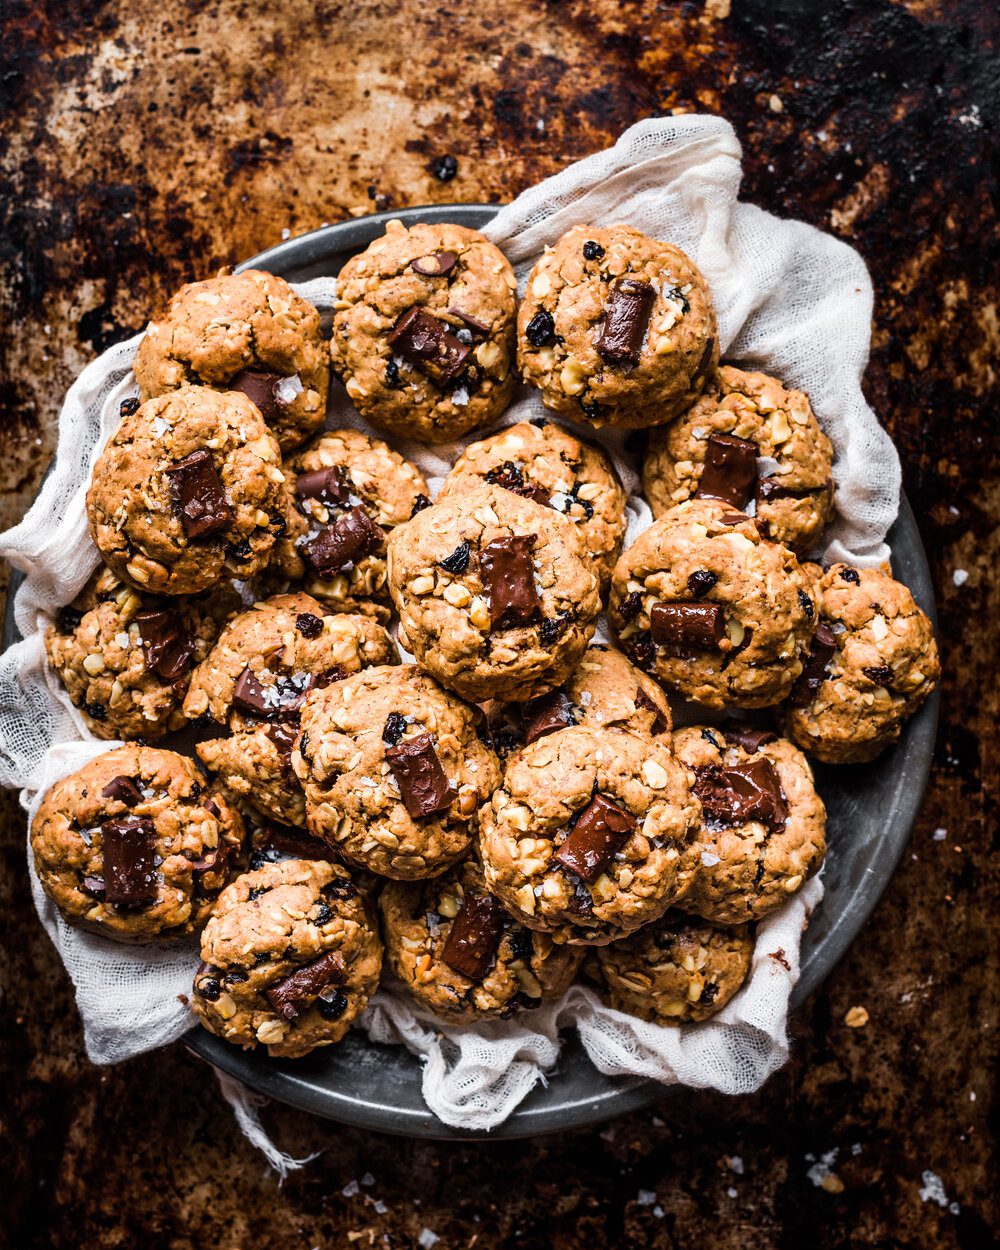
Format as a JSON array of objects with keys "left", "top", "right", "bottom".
[
  {"left": 521, "top": 689, "right": 574, "bottom": 744},
  {"left": 295, "top": 612, "right": 323, "bottom": 638},
  {"left": 303, "top": 506, "right": 380, "bottom": 575},
  {"left": 81, "top": 875, "right": 106, "bottom": 899},
  {"left": 296, "top": 466, "right": 349, "bottom": 508},
  {"left": 690, "top": 336, "right": 716, "bottom": 386},
  {"left": 554, "top": 794, "right": 636, "bottom": 883},
  {"left": 229, "top": 369, "right": 284, "bottom": 421},
  {"left": 265, "top": 950, "right": 347, "bottom": 1020},
  {"left": 385, "top": 733, "right": 454, "bottom": 818},
  {"left": 388, "top": 307, "right": 470, "bottom": 385},
  {"left": 135, "top": 609, "right": 195, "bottom": 682},
  {"left": 100, "top": 815, "right": 158, "bottom": 907},
  {"left": 693, "top": 758, "right": 788, "bottom": 831},
  {"left": 649, "top": 602, "right": 725, "bottom": 650},
  {"left": 480, "top": 536, "right": 540, "bottom": 630},
  {"left": 164, "top": 449, "right": 233, "bottom": 539},
  {"left": 264, "top": 721, "right": 298, "bottom": 761},
  {"left": 412, "top": 250, "right": 457, "bottom": 276},
  {"left": 253, "top": 826, "right": 330, "bottom": 864},
  {"left": 232, "top": 666, "right": 269, "bottom": 717},
  {"left": 596, "top": 278, "right": 656, "bottom": 366},
  {"left": 101, "top": 775, "right": 143, "bottom": 807},
  {"left": 696, "top": 434, "right": 758, "bottom": 509},
  {"left": 721, "top": 724, "right": 778, "bottom": 754},
  {"left": 439, "top": 891, "right": 506, "bottom": 982},
  {"left": 634, "top": 687, "right": 669, "bottom": 735},
  {"left": 449, "top": 307, "right": 491, "bottom": 334},
  {"left": 687, "top": 569, "right": 718, "bottom": 599},
  {"left": 787, "top": 622, "right": 839, "bottom": 708}
]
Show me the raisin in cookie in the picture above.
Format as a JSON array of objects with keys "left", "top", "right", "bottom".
[
  {"left": 643, "top": 366, "right": 835, "bottom": 555},
  {"left": 45, "top": 566, "right": 238, "bottom": 741},
  {"left": 387, "top": 484, "right": 601, "bottom": 703},
  {"left": 192, "top": 859, "right": 381, "bottom": 1058},
  {"left": 87, "top": 388, "right": 285, "bottom": 596},
  {"left": 438, "top": 419, "right": 626, "bottom": 591},
  {"left": 517, "top": 224, "right": 718, "bottom": 431},
  {"left": 479, "top": 726, "right": 700, "bottom": 945},
  {"left": 31, "top": 745, "right": 243, "bottom": 943},
  {"left": 379, "top": 858, "right": 583, "bottom": 1022},
  {"left": 783, "top": 562, "right": 940, "bottom": 764},
  {"left": 293, "top": 665, "right": 501, "bottom": 879},
  {"left": 672, "top": 725, "right": 825, "bottom": 924},
  {"left": 332, "top": 220, "right": 517, "bottom": 442},
  {"left": 592, "top": 910, "right": 753, "bottom": 1024},
  {"left": 134, "top": 269, "right": 329, "bottom": 450},
  {"left": 609, "top": 500, "right": 815, "bottom": 709}
]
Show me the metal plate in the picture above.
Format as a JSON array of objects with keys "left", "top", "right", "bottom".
[{"left": 4, "top": 204, "right": 939, "bottom": 1140}]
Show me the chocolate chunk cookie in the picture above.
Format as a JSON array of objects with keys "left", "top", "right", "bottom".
[
  {"left": 438, "top": 419, "right": 627, "bottom": 591},
  {"left": 643, "top": 366, "right": 835, "bottom": 555},
  {"left": 379, "top": 858, "right": 583, "bottom": 1022},
  {"left": 87, "top": 387, "right": 286, "bottom": 596},
  {"left": 45, "top": 566, "right": 238, "bottom": 741},
  {"left": 192, "top": 858, "right": 382, "bottom": 1058},
  {"left": 516, "top": 224, "right": 718, "bottom": 430},
  {"left": 134, "top": 269, "right": 329, "bottom": 450},
  {"left": 292, "top": 665, "right": 501, "bottom": 879},
  {"left": 332, "top": 220, "right": 517, "bottom": 442},
  {"left": 479, "top": 726, "right": 700, "bottom": 945},
  {"left": 31, "top": 745, "right": 243, "bottom": 942},
  {"left": 672, "top": 726, "right": 826, "bottom": 924},
  {"left": 592, "top": 910, "right": 753, "bottom": 1024},
  {"left": 609, "top": 500, "right": 815, "bottom": 709},
  {"left": 388, "top": 484, "right": 601, "bottom": 702},
  {"left": 784, "top": 562, "right": 940, "bottom": 763}
]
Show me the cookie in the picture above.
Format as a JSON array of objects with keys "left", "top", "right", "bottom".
[
  {"left": 478, "top": 725, "right": 700, "bottom": 945},
  {"left": 592, "top": 910, "right": 753, "bottom": 1024},
  {"left": 292, "top": 665, "right": 501, "bottom": 879},
  {"left": 379, "top": 858, "right": 583, "bottom": 1022},
  {"left": 45, "top": 565, "right": 238, "bottom": 741},
  {"left": 134, "top": 269, "right": 329, "bottom": 451},
  {"left": 672, "top": 725, "right": 826, "bottom": 924},
  {"left": 87, "top": 388, "right": 286, "bottom": 596},
  {"left": 191, "top": 858, "right": 382, "bottom": 1058},
  {"left": 609, "top": 499, "right": 815, "bottom": 709},
  {"left": 387, "top": 484, "right": 601, "bottom": 702},
  {"left": 30, "top": 745, "right": 243, "bottom": 943},
  {"left": 643, "top": 366, "right": 835, "bottom": 555},
  {"left": 331, "top": 219, "right": 517, "bottom": 442},
  {"left": 270, "top": 428, "right": 429, "bottom": 620},
  {"left": 783, "top": 562, "right": 940, "bottom": 763},
  {"left": 516, "top": 224, "right": 718, "bottom": 430},
  {"left": 438, "top": 419, "right": 627, "bottom": 590}
]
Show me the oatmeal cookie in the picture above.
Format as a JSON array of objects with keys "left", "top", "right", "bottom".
[
  {"left": 379, "top": 858, "right": 582, "bottom": 1022},
  {"left": 516, "top": 224, "right": 718, "bottom": 431},
  {"left": 479, "top": 726, "right": 700, "bottom": 945},
  {"left": 643, "top": 366, "right": 834, "bottom": 555},
  {"left": 593, "top": 910, "right": 753, "bottom": 1024},
  {"left": 192, "top": 858, "right": 381, "bottom": 1058},
  {"left": 672, "top": 725, "right": 825, "bottom": 924},
  {"left": 134, "top": 269, "right": 329, "bottom": 450},
  {"left": 388, "top": 484, "right": 601, "bottom": 702},
  {"left": 292, "top": 665, "right": 501, "bottom": 879},
  {"left": 332, "top": 219, "right": 517, "bottom": 442},
  {"left": 438, "top": 419, "right": 626, "bottom": 590},
  {"left": 783, "top": 562, "right": 940, "bottom": 763},
  {"left": 609, "top": 500, "right": 815, "bottom": 709},
  {"left": 30, "top": 745, "right": 243, "bottom": 943}
]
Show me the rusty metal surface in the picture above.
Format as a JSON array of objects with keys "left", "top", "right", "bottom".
[{"left": 0, "top": 0, "right": 997, "bottom": 1246}]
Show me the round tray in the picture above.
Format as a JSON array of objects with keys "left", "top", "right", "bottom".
[{"left": 5, "top": 204, "right": 939, "bottom": 1140}]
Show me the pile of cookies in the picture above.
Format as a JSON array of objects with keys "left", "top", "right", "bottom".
[{"left": 31, "top": 219, "right": 940, "bottom": 1061}]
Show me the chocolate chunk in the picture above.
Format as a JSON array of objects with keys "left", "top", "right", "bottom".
[
  {"left": 410, "top": 493, "right": 432, "bottom": 517},
  {"left": 619, "top": 591, "right": 643, "bottom": 622},
  {"left": 383, "top": 712, "right": 407, "bottom": 746},
  {"left": 81, "top": 875, "right": 106, "bottom": 899},
  {"left": 634, "top": 687, "right": 669, "bottom": 735},
  {"left": 303, "top": 505, "right": 380, "bottom": 575},
  {"left": 690, "top": 336, "right": 716, "bottom": 386},
  {"left": 254, "top": 826, "right": 330, "bottom": 864},
  {"left": 521, "top": 690, "right": 574, "bottom": 744},
  {"left": 449, "top": 307, "right": 491, "bottom": 334},
  {"left": 412, "top": 251, "right": 457, "bottom": 276},
  {"left": 100, "top": 815, "right": 158, "bottom": 908},
  {"left": 264, "top": 721, "right": 298, "bottom": 761},
  {"left": 687, "top": 569, "right": 718, "bottom": 599},
  {"left": 56, "top": 605, "right": 83, "bottom": 634},
  {"left": 693, "top": 758, "right": 788, "bottom": 831},
  {"left": 388, "top": 307, "right": 470, "bottom": 385},
  {"left": 554, "top": 793, "right": 637, "bottom": 883},
  {"left": 232, "top": 666, "right": 269, "bottom": 717},
  {"left": 721, "top": 724, "right": 778, "bottom": 754},
  {"left": 189, "top": 834, "right": 235, "bottom": 878},
  {"left": 119, "top": 396, "right": 141, "bottom": 418},
  {"left": 265, "top": 950, "right": 347, "bottom": 1020},
  {"left": 233, "top": 666, "right": 323, "bottom": 720},
  {"left": 440, "top": 890, "right": 506, "bottom": 982},
  {"left": 863, "top": 665, "right": 895, "bottom": 688},
  {"left": 164, "top": 449, "right": 233, "bottom": 539},
  {"left": 385, "top": 733, "right": 454, "bottom": 818},
  {"left": 787, "top": 622, "right": 839, "bottom": 708},
  {"left": 229, "top": 368, "right": 283, "bottom": 421},
  {"left": 480, "top": 536, "right": 540, "bottom": 630},
  {"left": 649, "top": 602, "right": 725, "bottom": 650},
  {"left": 438, "top": 540, "right": 471, "bottom": 575},
  {"left": 135, "top": 609, "right": 194, "bottom": 681},
  {"left": 582, "top": 240, "right": 605, "bottom": 261},
  {"left": 596, "top": 278, "right": 656, "bottom": 366},
  {"left": 696, "top": 434, "right": 758, "bottom": 509},
  {"left": 296, "top": 466, "right": 349, "bottom": 508},
  {"left": 429, "top": 154, "right": 458, "bottom": 181},
  {"left": 295, "top": 612, "right": 323, "bottom": 638},
  {"left": 720, "top": 511, "right": 748, "bottom": 526},
  {"left": 101, "top": 775, "right": 143, "bottom": 807},
  {"left": 524, "top": 310, "right": 556, "bottom": 347}
]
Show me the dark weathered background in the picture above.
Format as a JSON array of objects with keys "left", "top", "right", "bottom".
[{"left": 1, "top": 1, "right": 997, "bottom": 1246}]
